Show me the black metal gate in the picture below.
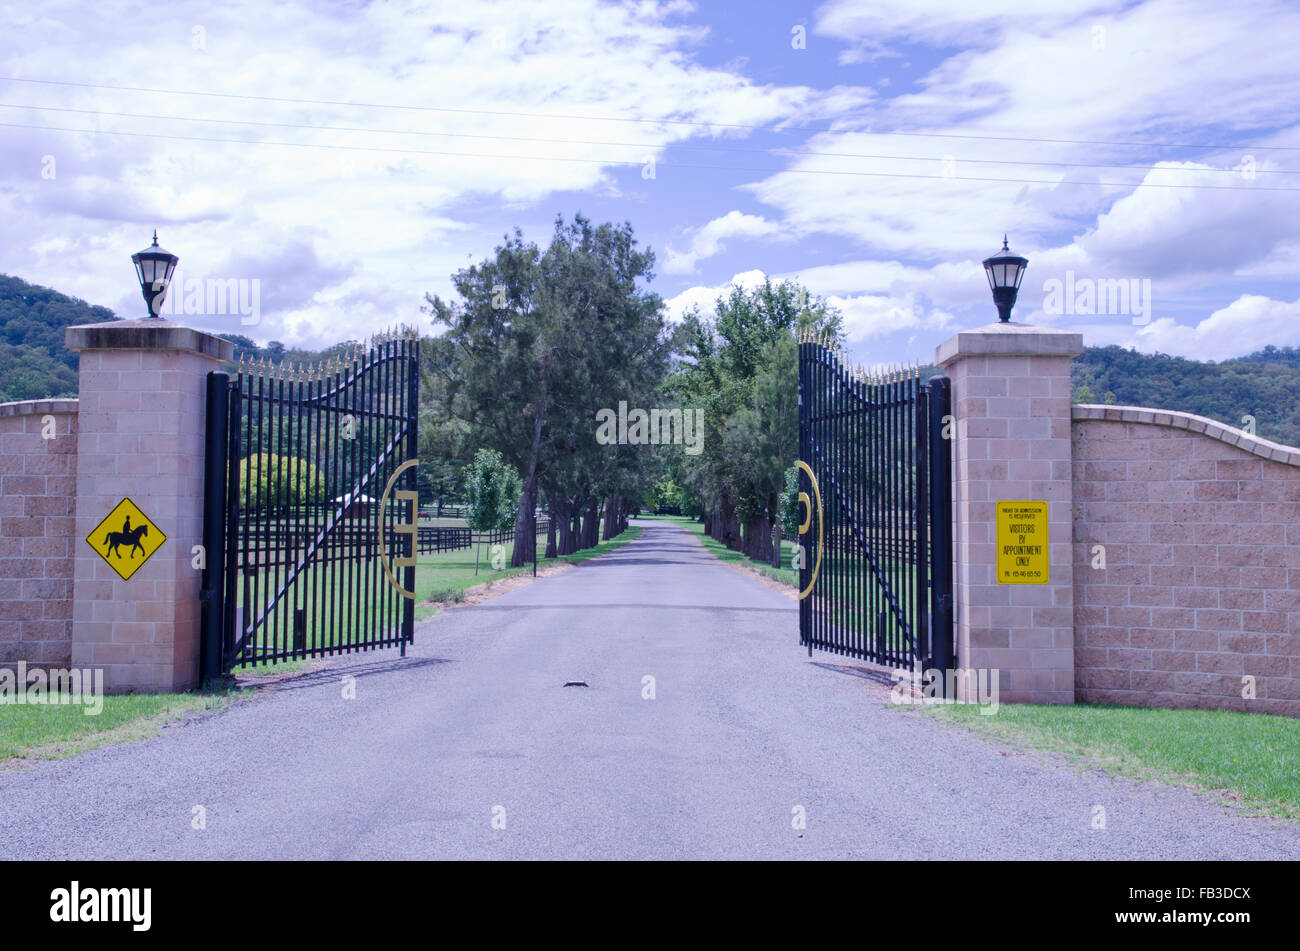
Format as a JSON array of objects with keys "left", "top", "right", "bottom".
[
  {"left": 796, "top": 333, "right": 953, "bottom": 674},
  {"left": 200, "top": 328, "right": 420, "bottom": 677}
]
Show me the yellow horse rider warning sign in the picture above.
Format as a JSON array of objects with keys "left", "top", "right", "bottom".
[
  {"left": 86, "top": 498, "right": 166, "bottom": 581},
  {"left": 996, "top": 500, "right": 1048, "bottom": 584}
]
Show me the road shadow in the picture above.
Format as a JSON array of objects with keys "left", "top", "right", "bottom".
[
  {"left": 810, "top": 661, "right": 900, "bottom": 688},
  {"left": 240, "top": 656, "right": 452, "bottom": 692}
]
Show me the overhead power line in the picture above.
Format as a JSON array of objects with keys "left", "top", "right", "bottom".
[
  {"left": 2, "top": 75, "right": 1297, "bottom": 152},
  {"left": 1, "top": 102, "right": 1291, "bottom": 176},
  {"left": 6, "top": 119, "right": 1298, "bottom": 191}
]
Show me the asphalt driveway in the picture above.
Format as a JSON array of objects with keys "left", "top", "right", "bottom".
[{"left": 1, "top": 520, "right": 1296, "bottom": 859}]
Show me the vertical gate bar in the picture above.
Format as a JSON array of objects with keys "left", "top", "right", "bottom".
[
  {"left": 812, "top": 342, "right": 820, "bottom": 653},
  {"left": 842, "top": 360, "right": 849, "bottom": 655},
  {"left": 382, "top": 336, "right": 394, "bottom": 647},
  {"left": 200, "top": 370, "right": 229, "bottom": 684},
  {"left": 874, "top": 368, "right": 883, "bottom": 664},
  {"left": 242, "top": 571, "right": 251, "bottom": 661},
  {"left": 928, "top": 375, "right": 955, "bottom": 691},
  {"left": 871, "top": 369, "right": 881, "bottom": 663},
  {"left": 361, "top": 338, "right": 374, "bottom": 650},
  {"left": 376, "top": 336, "right": 388, "bottom": 647},
  {"left": 274, "top": 365, "right": 287, "bottom": 661},
  {"left": 897, "top": 371, "right": 905, "bottom": 665},
  {"left": 900, "top": 373, "right": 907, "bottom": 664},
  {"left": 861, "top": 365, "right": 868, "bottom": 660},
  {"left": 343, "top": 344, "right": 357, "bottom": 653},
  {"left": 882, "top": 370, "right": 889, "bottom": 662},
  {"left": 829, "top": 351, "right": 837, "bottom": 655},
  {"left": 915, "top": 377, "right": 931, "bottom": 672},
  {"left": 797, "top": 339, "right": 808, "bottom": 651},
  {"left": 309, "top": 358, "right": 321, "bottom": 657},
  {"left": 372, "top": 337, "right": 383, "bottom": 649},
  {"left": 404, "top": 332, "right": 419, "bottom": 649},
  {"left": 222, "top": 379, "right": 241, "bottom": 671},
  {"left": 858, "top": 371, "right": 865, "bottom": 659},
  {"left": 290, "top": 366, "right": 300, "bottom": 656},
  {"left": 853, "top": 363, "right": 862, "bottom": 659},
  {"left": 904, "top": 372, "right": 913, "bottom": 664},
  {"left": 378, "top": 337, "right": 387, "bottom": 647},
  {"left": 912, "top": 372, "right": 921, "bottom": 665},
  {"left": 377, "top": 336, "right": 388, "bottom": 647},
  {"left": 819, "top": 344, "right": 826, "bottom": 654},
  {"left": 846, "top": 363, "right": 853, "bottom": 656},
  {"left": 890, "top": 368, "right": 900, "bottom": 665},
  {"left": 352, "top": 341, "right": 365, "bottom": 653},
  {"left": 254, "top": 366, "right": 266, "bottom": 664},
  {"left": 327, "top": 354, "right": 341, "bottom": 656},
  {"left": 833, "top": 352, "right": 840, "bottom": 655},
  {"left": 809, "top": 342, "right": 816, "bottom": 653},
  {"left": 845, "top": 360, "right": 853, "bottom": 657}
]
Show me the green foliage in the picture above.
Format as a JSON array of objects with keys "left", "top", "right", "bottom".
[
  {"left": 778, "top": 465, "right": 801, "bottom": 540},
  {"left": 462, "top": 448, "right": 522, "bottom": 532},
  {"left": 239, "top": 453, "right": 325, "bottom": 507},
  {"left": 1072, "top": 345, "right": 1300, "bottom": 446},
  {"left": 643, "top": 477, "right": 683, "bottom": 512},
  {"left": 0, "top": 274, "right": 116, "bottom": 401},
  {"left": 425, "top": 214, "right": 670, "bottom": 562},
  {"left": 669, "top": 277, "right": 840, "bottom": 558}
]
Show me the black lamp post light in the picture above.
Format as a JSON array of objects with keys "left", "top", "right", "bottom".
[
  {"left": 130, "top": 230, "right": 180, "bottom": 319},
  {"left": 982, "top": 234, "right": 1029, "bottom": 323}
]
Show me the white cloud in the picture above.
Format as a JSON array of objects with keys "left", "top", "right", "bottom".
[
  {"left": 1127, "top": 294, "right": 1300, "bottom": 360},
  {"left": 663, "top": 211, "right": 782, "bottom": 275},
  {"left": 0, "top": 0, "right": 836, "bottom": 346}
]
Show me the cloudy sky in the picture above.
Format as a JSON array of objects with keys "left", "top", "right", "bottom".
[{"left": 3, "top": 0, "right": 1298, "bottom": 370}]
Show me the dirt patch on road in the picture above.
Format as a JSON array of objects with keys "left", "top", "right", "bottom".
[{"left": 718, "top": 559, "right": 797, "bottom": 600}]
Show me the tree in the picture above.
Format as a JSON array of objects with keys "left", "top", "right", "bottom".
[
  {"left": 425, "top": 214, "right": 669, "bottom": 565},
  {"left": 239, "top": 453, "right": 325, "bottom": 510},
  {"left": 669, "top": 278, "right": 841, "bottom": 563},
  {"left": 463, "top": 448, "right": 522, "bottom": 574}
]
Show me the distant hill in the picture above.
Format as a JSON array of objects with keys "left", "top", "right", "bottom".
[
  {"left": 1071, "top": 345, "right": 1300, "bottom": 449},
  {"left": 0, "top": 274, "right": 116, "bottom": 402}
]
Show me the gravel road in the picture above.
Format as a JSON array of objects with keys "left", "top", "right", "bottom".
[{"left": 2, "top": 520, "right": 1296, "bottom": 859}]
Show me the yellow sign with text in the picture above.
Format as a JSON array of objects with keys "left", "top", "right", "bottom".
[
  {"left": 996, "top": 500, "right": 1048, "bottom": 584},
  {"left": 86, "top": 497, "right": 167, "bottom": 581}
]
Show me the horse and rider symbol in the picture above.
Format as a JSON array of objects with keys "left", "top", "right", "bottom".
[{"left": 87, "top": 498, "right": 166, "bottom": 581}]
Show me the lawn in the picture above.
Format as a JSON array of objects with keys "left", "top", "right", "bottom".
[
  {"left": 0, "top": 689, "right": 247, "bottom": 761},
  {"left": 911, "top": 700, "right": 1300, "bottom": 818}
]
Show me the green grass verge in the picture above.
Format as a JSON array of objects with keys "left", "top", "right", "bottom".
[
  {"left": 644, "top": 514, "right": 798, "bottom": 587},
  {"left": 909, "top": 700, "right": 1300, "bottom": 818},
  {"left": 0, "top": 688, "right": 248, "bottom": 762}
]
